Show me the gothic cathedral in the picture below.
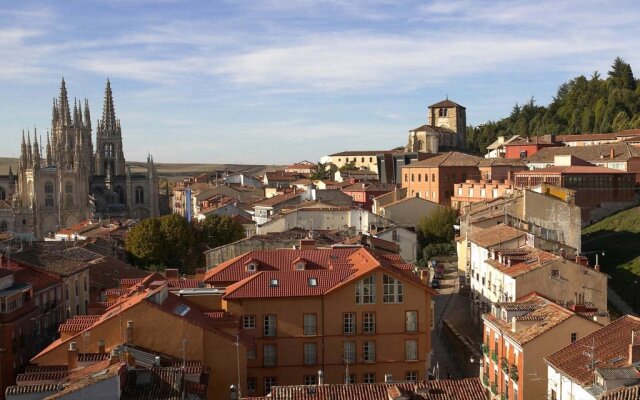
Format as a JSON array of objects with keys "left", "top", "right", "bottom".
[{"left": 0, "top": 79, "right": 159, "bottom": 239}]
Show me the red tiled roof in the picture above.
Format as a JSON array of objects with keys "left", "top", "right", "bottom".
[
  {"left": 513, "top": 165, "right": 630, "bottom": 175},
  {"left": 404, "top": 152, "right": 484, "bottom": 168},
  {"left": 485, "top": 246, "right": 559, "bottom": 278},
  {"left": 599, "top": 384, "right": 640, "bottom": 400},
  {"left": 556, "top": 133, "right": 617, "bottom": 142},
  {"left": 254, "top": 191, "right": 303, "bottom": 207},
  {"left": 166, "top": 279, "right": 201, "bottom": 289},
  {"left": 252, "top": 378, "right": 484, "bottom": 400},
  {"left": 545, "top": 315, "right": 640, "bottom": 387},
  {"left": 468, "top": 225, "right": 526, "bottom": 249}
]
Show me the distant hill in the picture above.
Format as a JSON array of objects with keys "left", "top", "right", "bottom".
[
  {"left": 582, "top": 205, "right": 640, "bottom": 311},
  {"left": 0, "top": 157, "right": 282, "bottom": 182},
  {"left": 467, "top": 57, "right": 640, "bottom": 153}
]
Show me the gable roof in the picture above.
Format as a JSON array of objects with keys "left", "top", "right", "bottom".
[
  {"left": 598, "top": 384, "right": 640, "bottom": 400},
  {"left": 545, "top": 315, "right": 640, "bottom": 387},
  {"left": 486, "top": 135, "right": 521, "bottom": 150},
  {"left": 404, "top": 152, "right": 484, "bottom": 168},
  {"left": 409, "top": 124, "right": 456, "bottom": 134},
  {"left": 528, "top": 142, "right": 640, "bottom": 163},
  {"left": 430, "top": 99, "right": 465, "bottom": 109},
  {"left": 254, "top": 191, "right": 303, "bottom": 207},
  {"left": 468, "top": 225, "right": 526, "bottom": 249}
]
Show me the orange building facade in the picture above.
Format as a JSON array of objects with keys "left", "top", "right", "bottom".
[{"left": 207, "top": 247, "right": 436, "bottom": 397}]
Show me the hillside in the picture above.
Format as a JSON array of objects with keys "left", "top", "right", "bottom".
[
  {"left": 0, "top": 157, "right": 281, "bottom": 182},
  {"left": 467, "top": 57, "right": 640, "bottom": 152},
  {"left": 582, "top": 206, "right": 640, "bottom": 311}
]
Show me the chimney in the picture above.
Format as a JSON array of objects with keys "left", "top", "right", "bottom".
[
  {"left": 125, "top": 320, "right": 134, "bottom": 345},
  {"left": 594, "top": 264, "right": 600, "bottom": 272},
  {"left": 610, "top": 148, "right": 615, "bottom": 160},
  {"left": 195, "top": 268, "right": 205, "bottom": 281},
  {"left": 384, "top": 373, "right": 393, "bottom": 383},
  {"left": 98, "top": 339, "right": 105, "bottom": 354},
  {"left": 318, "top": 369, "right": 324, "bottom": 385},
  {"left": 109, "top": 348, "right": 120, "bottom": 365},
  {"left": 300, "top": 239, "right": 316, "bottom": 250},
  {"left": 68, "top": 342, "right": 79, "bottom": 370},
  {"left": 629, "top": 331, "right": 640, "bottom": 365},
  {"left": 165, "top": 269, "right": 179, "bottom": 279}
]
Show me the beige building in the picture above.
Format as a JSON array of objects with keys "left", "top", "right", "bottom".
[
  {"left": 406, "top": 99, "right": 466, "bottom": 152},
  {"left": 481, "top": 293, "right": 602, "bottom": 400},
  {"left": 374, "top": 196, "right": 444, "bottom": 227},
  {"left": 324, "top": 151, "right": 395, "bottom": 174}
]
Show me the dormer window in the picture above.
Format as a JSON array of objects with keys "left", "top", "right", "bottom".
[
  {"left": 308, "top": 278, "right": 317, "bottom": 287},
  {"left": 295, "top": 262, "right": 305, "bottom": 271},
  {"left": 270, "top": 278, "right": 279, "bottom": 287},
  {"left": 293, "top": 257, "right": 307, "bottom": 271},
  {"left": 245, "top": 260, "right": 258, "bottom": 272}
]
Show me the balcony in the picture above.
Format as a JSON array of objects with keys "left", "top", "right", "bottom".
[
  {"left": 482, "top": 343, "right": 489, "bottom": 355},
  {"left": 491, "top": 383, "right": 498, "bottom": 395},
  {"left": 482, "top": 374, "right": 489, "bottom": 387},
  {"left": 491, "top": 351, "right": 498, "bottom": 362},
  {"left": 510, "top": 365, "right": 519, "bottom": 381},
  {"left": 501, "top": 358, "right": 509, "bottom": 372},
  {"left": 501, "top": 394, "right": 508, "bottom": 400}
]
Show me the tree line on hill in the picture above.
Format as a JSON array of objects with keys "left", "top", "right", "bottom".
[
  {"left": 124, "top": 214, "right": 245, "bottom": 274},
  {"left": 466, "top": 57, "right": 640, "bottom": 153}
]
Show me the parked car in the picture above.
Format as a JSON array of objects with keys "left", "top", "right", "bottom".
[{"left": 430, "top": 279, "right": 441, "bottom": 289}]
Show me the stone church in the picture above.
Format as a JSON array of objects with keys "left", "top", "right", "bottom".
[
  {"left": 0, "top": 79, "right": 159, "bottom": 239},
  {"left": 406, "top": 99, "right": 466, "bottom": 153}
]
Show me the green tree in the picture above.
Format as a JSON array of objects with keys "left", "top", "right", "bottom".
[
  {"left": 199, "top": 215, "right": 245, "bottom": 249},
  {"left": 417, "top": 207, "right": 458, "bottom": 248},
  {"left": 612, "top": 111, "right": 630, "bottom": 132},
  {"left": 339, "top": 160, "right": 358, "bottom": 171},
  {"left": 309, "top": 162, "right": 332, "bottom": 180},
  {"left": 125, "top": 218, "right": 168, "bottom": 268},
  {"left": 159, "top": 213, "right": 197, "bottom": 269}
]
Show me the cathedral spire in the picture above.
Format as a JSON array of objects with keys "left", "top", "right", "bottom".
[
  {"left": 73, "top": 98, "right": 83, "bottom": 127},
  {"left": 26, "top": 131, "right": 33, "bottom": 169},
  {"left": 33, "top": 129, "right": 41, "bottom": 169},
  {"left": 83, "top": 99, "right": 91, "bottom": 128},
  {"left": 51, "top": 98, "right": 59, "bottom": 126},
  {"left": 101, "top": 79, "right": 117, "bottom": 130},
  {"left": 59, "top": 78, "right": 71, "bottom": 126},
  {"left": 20, "top": 130, "right": 27, "bottom": 170},
  {"left": 46, "top": 130, "right": 52, "bottom": 166}
]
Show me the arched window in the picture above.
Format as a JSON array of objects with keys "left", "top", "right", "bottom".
[
  {"left": 45, "top": 181, "right": 54, "bottom": 194},
  {"left": 104, "top": 143, "right": 113, "bottom": 158},
  {"left": 65, "top": 182, "right": 73, "bottom": 194},
  {"left": 65, "top": 195, "right": 73, "bottom": 208},
  {"left": 45, "top": 195, "right": 54, "bottom": 208},
  {"left": 0, "top": 220, "right": 7, "bottom": 232},
  {"left": 135, "top": 186, "right": 144, "bottom": 204},
  {"left": 0, "top": 186, "right": 5, "bottom": 201}
]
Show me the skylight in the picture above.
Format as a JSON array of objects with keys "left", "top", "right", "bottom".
[
  {"left": 308, "top": 278, "right": 318, "bottom": 287},
  {"left": 270, "top": 278, "right": 279, "bottom": 287},
  {"left": 174, "top": 304, "right": 190, "bottom": 316}
]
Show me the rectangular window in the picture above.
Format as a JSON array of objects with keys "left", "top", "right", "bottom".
[
  {"left": 363, "top": 341, "right": 376, "bottom": 362},
  {"left": 355, "top": 275, "right": 376, "bottom": 304},
  {"left": 457, "top": 187, "right": 462, "bottom": 196},
  {"left": 247, "top": 347, "right": 256, "bottom": 359},
  {"left": 304, "top": 375, "right": 317, "bottom": 385},
  {"left": 364, "top": 372, "right": 376, "bottom": 383},
  {"left": 383, "top": 274, "right": 403, "bottom": 303},
  {"left": 343, "top": 313, "right": 356, "bottom": 334},
  {"left": 363, "top": 312, "right": 375, "bottom": 334},
  {"left": 469, "top": 188, "right": 474, "bottom": 197},
  {"left": 247, "top": 377, "right": 257, "bottom": 393},
  {"left": 264, "top": 315, "right": 276, "bottom": 337},
  {"left": 263, "top": 344, "right": 277, "bottom": 367},
  {"left": 264, "top": 377, "right": 277, "bottom": 394},
  {"left": 571, "top": 332, "right": 577, "bottom": 343},
  {"left": 242, "top": 315, "right": 256, "bottom": 329},
  {"left": 405, "top": 311, "right": 418, "bottom": 332},
  {"left": 304, "top": 343, "right": 317, "bottom": 365},
  {"left": 405, "top": 371, "right": 418, "bottom": 381},
  {"left": 411, "top": 174, "right": 414, "bottom": 182},
  {"left": 344, "top": 373, "right": 356, "bottom": 384},
  {"left": 405, "top": 340, "right": 418, "bottom": 361},
  {"left": 480, "top": 188, "right": 486, "bottom": 197},
  {"left": 492, "top": 188, "right": 498, "bottom": 198},
  {"left": 303, "top": 314, "right": 317, "bottom": 336},
  {"left": 343, "top": 341, "right": 356, "bottom": 364}
]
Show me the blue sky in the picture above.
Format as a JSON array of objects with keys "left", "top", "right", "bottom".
[{"left": 1, "top": 0, "right": 640, "bottom": 164}]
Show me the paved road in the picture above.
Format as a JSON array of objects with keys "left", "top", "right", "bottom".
[{"left": 429, "top": 259, "right": 482, "bottom": 379}]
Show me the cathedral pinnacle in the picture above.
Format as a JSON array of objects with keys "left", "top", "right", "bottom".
[
  {"left": 59, "top": 78, "right": 71, "bottom": 126},
  {"left": 101, "top": 79, "right": 117, "bottom": 130},
  {"left": 83, "top": 99, "right": 91, "bottom": 128}
]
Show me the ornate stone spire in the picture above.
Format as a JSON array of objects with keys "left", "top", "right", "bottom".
[
  {"left": 33, "top": 129, "right": 41, "bottom": 169},
  {"left": 26, "top": 131, "right": 33, "bottom": 169},
  {"left": 51, "top": 98, "right": 59, "bottom": 126},
  {"left": 101, "top": 79, "right": 117, "bottom": 130},
  {"left": 59, "top": 78, "right": 71, "bottom": 126},
  {"left": 46, "top": 130, "right": 52, "bottom": 166},
  {"left": 20, "top": 130, "right": 27, "bottom": 170},
  {"left": 83, "top": 99, "right": 91, "bottom": 128}
]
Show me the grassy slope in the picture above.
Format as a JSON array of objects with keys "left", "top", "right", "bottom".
[{"left": 582, "top": 206, "right": 640, "bottom": 310}]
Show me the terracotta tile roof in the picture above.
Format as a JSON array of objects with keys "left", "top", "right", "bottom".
[
  {"left": 254, "top": 191, "right": 303, "bottom": 207},
  {"left": 204, "top": 248, "right": 361, "bottom": 284},
  {"left": 254, "top": 378, "right": 483, "bottom": 400},
  {"left": 504, "top": 135, "right": 558, "bottom": 146},
  {"left": 527, "top": 142, "right": 640, "bottom": 163},
  {"left": 343, "top": 182, "right": 397, "bottom": 192},
  {"left": 556, "top": 133, "right": 617, "bottom": 142},
  {"left": 121, "top": 366, "right": 208, "bottom": 400},
  {"left": 88, "top": 256, "right": 150, "bottom": 293},
  {"left": 485, "top": 246, "right": 559, "bottom": 278},
  {"left": 11, "top": 247, "right": 89, "bottom": 277},
  {"left": 478, "top": 158, "right": 528, "bottom": 167},
  {"left": 77, "top": 352, "right": 110, "bottom": 362},
  {"left": 5, "top": 383, "right": 63, "bottom": 395},
  {"left": 24, "top": 365, "right": 68, "bottom": 374},
  {"left": 329, "top": 150, "right": 393, "bottom": 156},
  {"left": 231, "top": 214, "right": 254, "bottom": 225},
  {"left": 598, "top": 384, "right": 640, "bottom": 400},
  {"left": 430, "top": 99, "right": 465, "bottom": 109},
  {"left": 405, "top": 152, "right": 484, "bottom": 168},
  {"left": 545, "top": 315, "right": 640, "bottom": 387},
  {"left": 166, "top": 279, "right": 202, "bottom": 289},
  {"left": 468, "top": 225, "right": 526, "bottom": 249},
  {"left": 486, "top": 135, "right": 521, "bottom": 150},
  {"left": 484, "top": 294, "right": 575, "bottom": 345},
  {"left": 514, "top": 165, "right": 630, "bottom": 175},
  {"left": 16, "top": 371, "right": 68, "bottom": 383},
  {"left": 58, "top": 315, "right": 101, "bottom": 333}
]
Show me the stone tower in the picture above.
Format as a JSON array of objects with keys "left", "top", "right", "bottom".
[
  {"left": 427, "top": 99, "right": 466, "bottom": 148},
  {"left": 95, "top": 80, "right": 126, "bottom": 179}
]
